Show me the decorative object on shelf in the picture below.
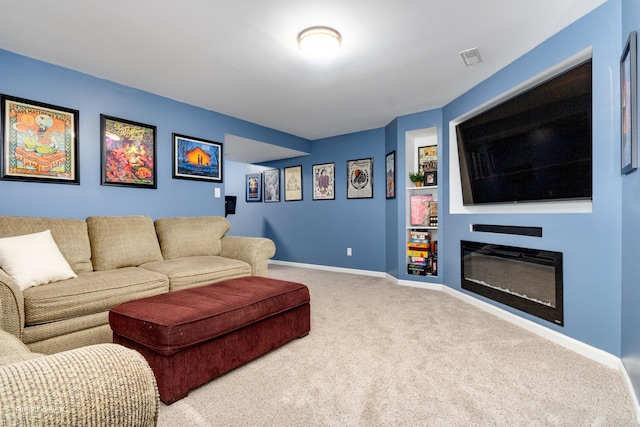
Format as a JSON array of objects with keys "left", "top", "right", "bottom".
[
  {"left": 263, "top": 168, "right": 280, "bottom": 202},
  {"left": 409, "top": 171, "right": 424, "bottom": 187},
  {"left": 245, "top": 173, "right": 262, "bottom": 202},
  {"left": 284, "top": 165, "right": 303, "bottom": 201},
  {"left": 172, "top": 133, "right": 223, "bottom": 182},
  {"left": 100, "top": 115, "right": 156, "bottom": 189},
  {"left": 424, "top": 170, "right": 437, "bottom": 186},
  {"left": 313, "top": 162, "right": 335, "bottom": 200},
  {"left": 410, "top": 194, "right": 434, "bottom": 226},
  {"left": 621, "top": 30, "right": 637, "bottom": 174},
  {"left": 418, "top": 145, "right": 437, "bottom": 175},
  {"left": 347, "top": 158, "right": 373, "bottom": 199},
  {"left": 385, "top": 151, "right": 396, "bottom": 199},
  {"left": 1, "top": 95, "right": 79, "bottom": 184}
]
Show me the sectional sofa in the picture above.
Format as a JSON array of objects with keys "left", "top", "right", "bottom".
[{"left": 0, "top": 215, "right": 276, "bottom": 354}]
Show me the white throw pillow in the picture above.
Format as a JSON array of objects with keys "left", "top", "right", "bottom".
[{"left": 0, "top": 230, "right": 77, "bottom": 290}]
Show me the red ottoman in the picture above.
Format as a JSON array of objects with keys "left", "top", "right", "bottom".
[{"left": 109, "top": 276, "right": 310, "bottom": 404}]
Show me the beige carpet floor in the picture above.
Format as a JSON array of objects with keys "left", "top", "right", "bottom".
[{"left": 157, "top": 264, "right": 638, "bottom": 426}]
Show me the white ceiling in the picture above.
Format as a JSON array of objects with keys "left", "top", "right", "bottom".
[{"left": 0, "top": 0, "right": 605, "bottom": 159}]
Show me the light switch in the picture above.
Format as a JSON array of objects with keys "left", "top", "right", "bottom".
[{"left": 215, "top": 188, "right": 221, "bottom": 198}]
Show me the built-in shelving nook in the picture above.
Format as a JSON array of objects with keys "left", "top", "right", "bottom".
[{"left": 404, "top": 127, "right": 439, "bottom": 282}]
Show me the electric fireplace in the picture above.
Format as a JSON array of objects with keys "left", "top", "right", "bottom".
[{"left": 461, "top": 240, "right": 563, "bottom": 325}]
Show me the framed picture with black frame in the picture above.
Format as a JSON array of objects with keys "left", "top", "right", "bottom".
[
  {"left": 385, "top": 151, "right": 396, "bottom": 199},
  {"left": 263, "top": 168, "right": 280, "bottom": 202},
  {"left": 284, "top": 165, "right": 303, "bottom": 201},
  {"left": 313, "top": 162, "right": 335, "bottom": 200},
  {"left": 1, "top": 95, "right": 80, "bottom": 184},
  {"left": 172, "top": 133, "right": 223, "bottom": 182},
  {"left": 621, "top": 30, "right": 637, "bottom": 174},
  {"left": 101, "top": 114, "right": 156, "bottom": 188},
  {"left": 346, "top": 157, "right": 373, "bottom": 199},
  {"left": 245, "top": 173, "right": 262, "bottom": 202}
]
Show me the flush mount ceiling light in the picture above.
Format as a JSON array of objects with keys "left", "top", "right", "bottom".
[{"left": 297, "top": 26, "right": 341, "bottom": 57}]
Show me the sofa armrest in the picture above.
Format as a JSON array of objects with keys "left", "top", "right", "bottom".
[
  {"left": 220, "top": 236, "right": 276, "bottom": 276},
  {"left": 0, "top": 343, "right": 159, "bottom": 426},
  {"left": 0, "top": 268, "right": 25, "bottom": 338}
]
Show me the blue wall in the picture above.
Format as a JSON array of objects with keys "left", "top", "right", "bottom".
[
  {"left": 442, "top": 1, "right": 623, "bottom": 354},
  {"left": 621, "top": 0, "right": 640, "bottom": 403},
  {"left": 0, "top": 49, "right": 310, "bottom": 220},
  {"left": 227, "top": 128, "right": 388, "bottom": 272}
]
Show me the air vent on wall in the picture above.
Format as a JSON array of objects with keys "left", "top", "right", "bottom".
[{"left": 459, "top": 47, "right": 483, "bottom": 66}]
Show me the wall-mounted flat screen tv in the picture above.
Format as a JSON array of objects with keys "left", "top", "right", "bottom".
[{"left": 456, "top": 59, "right": 592, "bottom": 205}]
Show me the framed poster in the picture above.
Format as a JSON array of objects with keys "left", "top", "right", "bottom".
[
  {"left": 172, "top": 133, "right": 222, "bottom": 182},
  {"left": 313, "top": 162, "right": 335, "bottom": 200},
  {"left": 263, "top": 168, "right": 280, "bottom": 202},
  {"left": 1, "top": 95, "right": 79, "bottom": 184},
  {"left": 418, "top": 145, "right": 437, "bottom": 174},
  {"left": 245, "top": 173, "right": 262, "bottom": 202},
  {"left": 347, "top": 158, "right": 373, "bottom": 199},
  {"left": 101, "top": 115, "right": 156, "bottom": 188},
  {"left": 284, "top": 165, "right": 303, "bottom": 201},
  {"left": 385, "top": 151, "right": 396, "bottom": 199},
  {"left": 621, "top": 30, "right": 637, "bottom": 174}
]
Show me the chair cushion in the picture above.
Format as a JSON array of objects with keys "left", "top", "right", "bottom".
[
  {"left": 140, "top": 256, "right": 251, "bottom": 291},
  {"left": 87, "top": 215, "right": 163, "bottom": 271},
  {"left": 23, "top": 267, "right": 169, "bottom": 325},
  {"left": 154, "top": 216, "right": 230, "bottom": 259}
]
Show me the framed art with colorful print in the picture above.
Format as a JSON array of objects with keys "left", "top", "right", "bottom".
[
  {"left": 1, "top": 95, "right": 79, "bottom": 184},
  {"left": 101, "top": 114, "right": 156, "bottom": 188}
]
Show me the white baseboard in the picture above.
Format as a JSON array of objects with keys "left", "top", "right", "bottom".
[
  {"left": 269, "top": 260, "right": 387, "bottom": 278},
  {"left": 271, "top": 260, "right": 639, "bottom": 420}
]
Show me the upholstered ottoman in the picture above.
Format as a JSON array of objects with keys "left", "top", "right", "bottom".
[{"left": 109, "top": 276, "right": 310, "bottom": 404}]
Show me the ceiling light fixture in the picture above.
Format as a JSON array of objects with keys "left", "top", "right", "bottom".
[{"left": 297, "top": 26, "right": 341, "bottom": 57}]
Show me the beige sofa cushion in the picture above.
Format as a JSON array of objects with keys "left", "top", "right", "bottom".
[
  {"left": 154, "top": 216, "right": 231, "bottom": 259},
  {"left": 140, "top": 256, "right": 251, "bottom": 291},
  {"left": 87, "top": 216, "right": 163, "bottom": 271},
  {"left": 23, "top": 267, "right": 169, "bottom": 325},
  {"left": 0, "top": 216, "right": 92, "bottom": 273}
]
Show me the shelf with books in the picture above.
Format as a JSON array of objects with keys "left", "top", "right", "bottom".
[{"left": 405, "top": 128, "right": 438, "bottom": 278}]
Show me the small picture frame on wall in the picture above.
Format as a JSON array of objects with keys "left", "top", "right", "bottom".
[
  {"left": 263, "top": 168, "right": 280, "bottom": 202},
  {"left": 101, "top": 114, "right": 157, "bottom": 188},
  {"left": 313, "top": 162, "right": 335, "bottom": 200},
  {"left": 424, "top": 170, "right": 437, "bottom": 186},
  {"left": 172, "top": 133, "right": 223, "bottom": 182},
  {"left": 385, "top": 151, "right": 396, "bottom": 199},
  {"left": 621, "top": 30, "right": 637, "bottom": 174},
  {"left": 245, "top": 173, "right": 262, "bottom": 202},
  {"left": 0, "top": 95, "right": 79, "bottom": 184},
  {"left": 347, "top": 158, "right": 373, "bottom": 199},
  {"left": 284, "top": 165, "right": 303, "bottom": 201}
]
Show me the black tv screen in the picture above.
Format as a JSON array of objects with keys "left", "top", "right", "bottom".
[{"left": 456, "top": 59, "right": 592, "bottom": 205}]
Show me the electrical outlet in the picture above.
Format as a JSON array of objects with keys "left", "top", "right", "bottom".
[{"left": 347, "top": 247, "right": 352, "bottom": 256}]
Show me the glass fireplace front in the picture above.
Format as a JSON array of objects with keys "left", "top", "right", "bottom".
[{"left": 461, "top": 240, "right": 563, "bottom": 325}]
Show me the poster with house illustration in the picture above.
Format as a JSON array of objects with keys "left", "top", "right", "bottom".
[{"left": 173, "top": 133, "right": 223, "bottom": 182}]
